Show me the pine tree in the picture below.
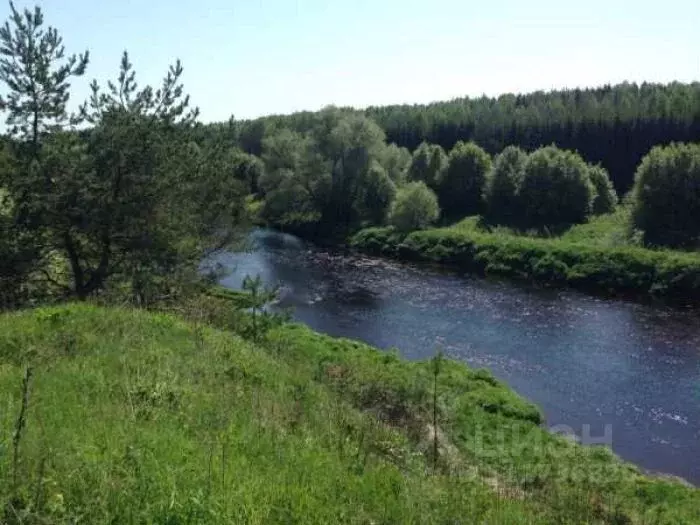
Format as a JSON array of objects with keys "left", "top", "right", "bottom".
[{"left": 0, "top": 2, "right": 88, "bottom": 151}]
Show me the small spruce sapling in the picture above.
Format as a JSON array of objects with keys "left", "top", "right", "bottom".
[{"left": 241, "top": 274, "right": 280, "bottom": 341}]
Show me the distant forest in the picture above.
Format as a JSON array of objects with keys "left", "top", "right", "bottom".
[{"left": 220, "top": 82, "right": 700, "bottom": 193}]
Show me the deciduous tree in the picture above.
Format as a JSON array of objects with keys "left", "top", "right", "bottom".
[
  {"left": 389, "top": 181, "right": 440, "bottom": 232},
  {"left": 519, "top": 146, "right": 594, "bottom": 229},
  {"left": 484, "top": 145, "right": 527, "bottom": 226},
  {"left": 408, "top": 142, "right": 447, "bottom": 190},
  {"left": 632, "top": 143, "right": 700, "bottom": 247},
  {"left": 588, "top": 164, "right": 618, "bottom": 215},
  {"left": 439, "top": 141, "right": 491, "bottom": 219}
]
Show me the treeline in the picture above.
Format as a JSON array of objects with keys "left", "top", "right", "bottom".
[
  {"left": 249, "top": 104, "right": 617, "bottom": 235},
  {"left": 252, "top": 104, "right": 700, "bottom": 249},
  {"left": 226, "top": 82, "right": 700, "bottom": 193}
]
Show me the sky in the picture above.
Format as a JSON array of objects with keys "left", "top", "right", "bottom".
[{"left": 2, "top": 0, "right": 699, "bottom": 122}]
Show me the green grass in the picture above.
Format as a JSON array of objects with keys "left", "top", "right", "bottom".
[
  {"left": 351, "top": 210, "right": 700, "bottom": 303},
  {"left": 0, "top": 303, "right": 698, "bottom": 523},
  {"left": 559, "top": 209, "right": 641, "bottom": 247},
  {"left": 448, "top": 208, "right": 640, "bottom": 248}
]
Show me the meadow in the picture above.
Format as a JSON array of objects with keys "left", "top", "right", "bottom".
[
  {"left": 0, "top": 300, "right": 698, "bottom": 523},
  {"left": 351, "top": 208, "right": 700, "bottom": 304}
]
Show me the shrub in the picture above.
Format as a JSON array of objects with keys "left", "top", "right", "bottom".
[
  {"left": 484, "top": 145, "right": 528, "bottom": 226},
  {"left": 439, "top": 141, "right": 491, "bottom": 219},
  {"left": 588, "top": 164, "right": 618, "bottom": 215},
  {"left": 388, "top": 182, "right": 440, "bottom": 232},
  {"left": 349, "top": 226, "right": 405, "bottom": 256},
  {"left": 519, "top": 146, "right": 594, "bottom": 229},
  {"left": 632, "top": 143, "right": 700, "bottom": 248}
]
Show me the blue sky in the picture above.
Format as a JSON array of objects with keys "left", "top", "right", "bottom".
[{"left": 3, "top": 0, "right": 700, "bottom": 121}]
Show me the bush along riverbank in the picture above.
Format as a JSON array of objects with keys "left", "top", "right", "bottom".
[
  {"left": 1, "top": 301, "right": 699, "bottom": 523},
  {"left": 350, "top": 225, "right": 700, "bottom": 305}
]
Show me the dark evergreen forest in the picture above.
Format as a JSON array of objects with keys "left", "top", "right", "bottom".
[{"left": 228, "top": 82, "right": 700, "bottom": 193}]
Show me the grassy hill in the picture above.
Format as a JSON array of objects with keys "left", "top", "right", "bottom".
[{"left": 0, "top": 303, "right": 698, "bottom": 523}]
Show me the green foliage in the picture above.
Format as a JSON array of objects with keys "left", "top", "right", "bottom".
[
  {"left": 439, "top": 141, "right": 491, "bottom": 219},
  {"left": 358, "top": 162, "right": 396, "bottom": 225},
  {"left": 352, "top": 222, "right": 700, "bottom": 303},
  {"left": 632, "top": 143, "right": 700, "bottom": 248},
  {"left": 0, "top": 303, "right": 697, "bottom": 523},
  {"left": 260, "top": 179, "right": 321, "bottom": 227},
  {"left": 407, "top": 142, "right": 448, "bottom": 190},
  {"left": 258, "top": 128, "right": 322, "bottom": 229},
  {"left": 0, "top": 147, "right": 39, "bottom": 308},
  {"left": 328, "top": 112, "right": 386, "bottom": 158},
  {"left": 430, "top": 347, "right": 444, "bottom": 471},
  {"left": 0, "top": 3, "right": 89, "bottom": 306},
  {"left": 259, "top": 170, "right": 321, "bottom": 228},
  {"left": 348, "top": 226, "right": 406, "bottom": 256},
  {"left": 260, "top": 128, "right": 308, "bottom": 180},
  {"left": 484, "top": 145, "right": 528, "bottom": 226},
  {"left": 0, "top": 2, "right": 88, "bottom": 146},
  {"left": 323, "top": 114, "right": 387, "bottom": 229},
  {"left": 241, "top": 274, "right": 281, "bottom": 341},
  {"left": 388, "top": 181, "right": 440, "bottom": 232},
  {"left": 560, "top": 207, "right": 640, "bottom": 247},
  {"left": 519, "top": 146, "right": 594, "bottom": 229},
  {"left": 0, "top": 216, "right": 35, "bottom": 308},
  {"left": 238, "top": 118, "right": 271, "bottom": 156},
  {"left": 258, "top": 113, "right": 400, "bottom": 235},
  {"left": 378, "top": 143, "right": 411, "bottom": 184},
  {"left": 257, "top": 136, "right": 622, "bottom": 238},
  {"left": 589, "top": 164, "right": 619, "bottom": 215},
  {"left": 232, "top": 82, "right": 700, "bottom": 196},
  {"left": 0, "top": 4, "right": 248, "bottom": 304},
  {"left": 76, "top": 53, "right": 246, "bottom": 302},
  {"left": 230, "top": 150, "right": 264, "bottom": 194}
]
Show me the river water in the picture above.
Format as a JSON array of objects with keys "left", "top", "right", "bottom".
[{"left": 215, "top": 229, "right": 700, "bottom": 484}]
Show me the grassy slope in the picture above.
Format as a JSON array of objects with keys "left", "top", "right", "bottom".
[{"left": 0, "top": 304, "right": 698, "bottom": 523}]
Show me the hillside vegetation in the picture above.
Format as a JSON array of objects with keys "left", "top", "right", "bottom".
[
  {"left": 1, "top": 4, "right": 700, "bottom": 522},
  {"left": 351, "top": 210, "right": 700, "bottom": 304},
  {"left": 1, "top": 303, "right": 699, "bottom": 523}
]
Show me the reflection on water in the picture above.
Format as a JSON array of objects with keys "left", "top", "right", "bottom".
[{"left": 215, "top": 229, "right": 700, "bottom": 484}]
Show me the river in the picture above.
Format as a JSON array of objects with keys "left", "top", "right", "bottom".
[{"left": 215, "top": 228, "right": 700, "bottom": 484}]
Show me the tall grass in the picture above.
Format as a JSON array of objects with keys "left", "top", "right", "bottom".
[{"left": 0, "top": 303, "right": 697, "bottom": 523}]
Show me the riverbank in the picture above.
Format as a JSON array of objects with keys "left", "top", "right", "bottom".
[
  {"left": 1, "top": 301, "right": 698, "bottom": 523},
  {"left": 350, "top": 218, "right": 700, "bottom": 305}
]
